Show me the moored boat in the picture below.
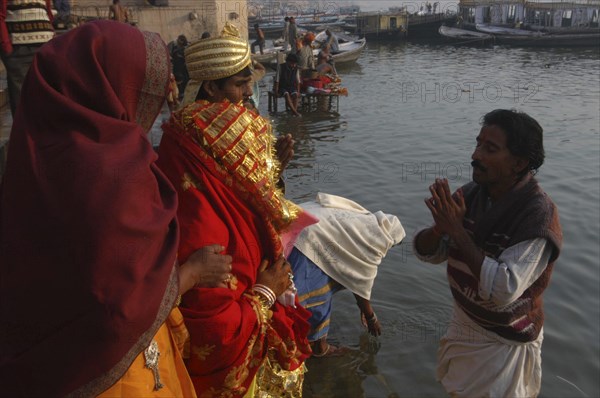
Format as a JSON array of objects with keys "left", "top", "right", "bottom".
[
  {"left": 251, "top": 47, "right": 283, "bottom": 65},
  {"left": 312, "top": 31, "right": 367, "bottom": 64},
  {"left": 476, "top": 23, "right": 544, "bottom": 36},
  {"left": 439, "top": 24, "right": 494, "bottom": 43},
  {"left": 492, "top": 31, "right": 600, "bottom": 46}
]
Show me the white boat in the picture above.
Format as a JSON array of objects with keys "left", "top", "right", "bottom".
[
  {"left": 267, "top": 31, "right": 366, "bottom": 68},
  {"left": 476, "top": 24, "right": 543, "bottom": 37},
  {"left": 251, "top": 47, "right": 283, "bottom": 65},
  {"left": 438, "top": 25, "right": 493, "bottom": 42},
  {"left": 312, "top": 31, "right": 367, "bottom": 65}
]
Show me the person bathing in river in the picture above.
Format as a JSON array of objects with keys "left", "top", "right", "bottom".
[
  {"left": 288, "top": 193, "right": 406, "bottom": 356},
  {"left": 413, "top": 109, "right": 562, "bottom": 397}
]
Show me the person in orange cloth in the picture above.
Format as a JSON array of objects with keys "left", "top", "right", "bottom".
[{"left": 0, "top": 20, "right": 232, "bottom": 397}]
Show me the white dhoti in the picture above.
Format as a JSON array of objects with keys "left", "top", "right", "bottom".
[{"left": 437, "top": 305, "right": 543, "bottom": 398}]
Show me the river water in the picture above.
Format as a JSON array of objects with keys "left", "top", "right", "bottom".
[
  {"left": 250, "top": 42, "right": 599, "bottom": 397},
  {"left": 142, "top": 38, "right": 600, "bottom": 397}
]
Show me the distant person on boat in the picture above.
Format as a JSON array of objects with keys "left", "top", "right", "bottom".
[
  {"left": 0, "top": 0, "right": 54, "bottom": 116},
  {"left": 297, "top": 32, "right": 316, "bottom": 75},
  {"left": 316, "top": 46, "right": 337, "bottom": 76},
  {"left": 170, "top": 34, "right": 189, "bottom": 100},
  {"left": 324, "top": 29, "right": 340, "bottom": 54},
  {"left": 201, "top": 31, "right": 211, "bottom": 39},
  {"left": 0, "top": 20, "right": 233, "bottom": 396},
  {"left": 156, "top": 23, "right": 312, "bottom": 397},
  {"left": 288, "top": 16, "right": 298, "bottom": 53},
  {"left": 274, "top": 52, "right": 301, "bottom": 116},
  {"left": 251, "top": 23, "right": 265, "bottom": 55},
  {"left": 289, "top": 193, "right": 405, "bottom": 357},
  {"left": 413, "top": 109, "right": 562, "bottom": 398},
  {"left": 108, "top": 0, "right": 128, "bottom": 23}
]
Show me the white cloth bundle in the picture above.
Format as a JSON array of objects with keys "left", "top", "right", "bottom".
[{"left": 294, "top": 192, "right": 405, "bottom": 299}]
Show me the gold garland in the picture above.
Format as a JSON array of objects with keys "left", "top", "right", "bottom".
[{"left": 176, "top": 100, "right": 300, "bottom": 231}]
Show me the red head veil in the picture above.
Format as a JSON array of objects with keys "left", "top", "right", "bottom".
[{"left": 0, "top": 21, "right": 176, "bottom": 396}]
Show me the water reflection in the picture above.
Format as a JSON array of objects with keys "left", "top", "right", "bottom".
[{"left": 304, "top": 334, "right": 402, "bottom": 398}]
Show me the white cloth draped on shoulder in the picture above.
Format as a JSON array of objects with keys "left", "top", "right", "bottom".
[{"left": 293, "top": 192, "right": 405, "bottom": 300}]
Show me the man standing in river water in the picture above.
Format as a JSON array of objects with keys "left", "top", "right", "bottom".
[{"left": 413, "top": 109, "right": 562, "bottom": 397}]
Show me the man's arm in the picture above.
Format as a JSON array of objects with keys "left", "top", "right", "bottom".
[{"left": 479, "top": 238, "right": 552, "bottom": 306}]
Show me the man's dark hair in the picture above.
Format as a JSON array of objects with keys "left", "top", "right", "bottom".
[
  {"left": 196, "top": 65, "right": 253, "bottom": 100},
  {"left": 112, "top": 0, "right": 119, "bottom": 4},
  {"left": 254, "top": 23, "right": 259, "bottom": 29},
  {"left": 284, "top": 17, "right": 289, "bottom": 21},
  {"left": 482, "top": 109, "right": 545, "bottom": 176},
  {"left": 201, "top": 31, "right": 211, "bottom": 39}
]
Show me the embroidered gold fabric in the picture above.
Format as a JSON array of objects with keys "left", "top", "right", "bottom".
[
  {"left": 177, "top": 100, "right": 300, "bottom": 231},
  {"left": 253, "top": 358, "right": 306, "bottom": 398}
]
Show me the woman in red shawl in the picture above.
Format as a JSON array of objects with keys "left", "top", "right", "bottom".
[
  {"left": 156, "top": 24, "right": 313, "bottom": 398},
  {"left": 0, "top": 21, "right": 231, "bottom": 397}
]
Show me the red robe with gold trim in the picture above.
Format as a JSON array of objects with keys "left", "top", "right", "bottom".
[{"left": 157, "top": 100, "right": 311, "bottom": 397}]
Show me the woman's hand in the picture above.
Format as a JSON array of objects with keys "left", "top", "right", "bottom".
[
  {"left": 355, "top": 295, "right": 381, "bottom": 337},
  {"left": 255, "top": 256, "right": 293, "bottom": 297},
  {"left": 178, "top": 245, "right": 233, "bottom": 294},
  {"left": 360, "top": 311, "right": 382, "bottom": 337}
]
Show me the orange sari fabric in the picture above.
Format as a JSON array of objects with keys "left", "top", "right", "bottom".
[
  {"left": 156, "top": 100, "right": 311, "bottom": 397},
  {"left": 98, "top": 309, "right": 197, "bottom": 398}
]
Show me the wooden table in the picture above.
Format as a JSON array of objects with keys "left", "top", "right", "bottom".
[{"left": 300, "top": 92, "right": 340, "bottom": 113}]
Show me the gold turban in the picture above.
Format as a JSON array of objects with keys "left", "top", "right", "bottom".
[{"left": 182, "top": 23, "right": 252, "bottom": 107}]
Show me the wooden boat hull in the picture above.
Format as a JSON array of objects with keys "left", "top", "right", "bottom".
[
  {"left": 438, "top": 25, "right": 494, "bottom": 44},
  {"left": 493, "top": 32, "right": 600, "bottom": 47},
  {"left": 328, "top": 38, "right": 366, "bottom": 64}
]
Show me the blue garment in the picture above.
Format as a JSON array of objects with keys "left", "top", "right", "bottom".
[{"left": 289, "top": 247, "right": 343, "bottom": 341}]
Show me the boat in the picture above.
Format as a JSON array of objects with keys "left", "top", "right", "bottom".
[
  {"left": 266, "top": 30, "right": 366, "bottom": 68},
  {"left": 312, "top": 31, "right": 367, "bottom": 64},
  {"left": 491, "top": 31, "right": 600, "bottom": 46},
  {"left": 475, "top": 23, "right": 599, "bottom": 46},
  {"left": 438, "top": 25, "right": 494, "bottom": 43},
  {"left": 476, "top": 23, "right": 543, "bottom": 36},
  {"left": 297, "top": 15, "right": 346, "bottom": 31},
  {"left": 248, "top": 21, "right": 285, "bottom": 39},
  {"left": 251, "top": 47, "right": 283, "bottom": 65},
  {"left": 456, "top": 0, "right": 600, "bottom": 47}
]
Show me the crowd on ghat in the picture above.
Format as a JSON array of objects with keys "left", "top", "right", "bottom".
[{"left": 0, "top": 8, "right": 562, "bottom": 398}]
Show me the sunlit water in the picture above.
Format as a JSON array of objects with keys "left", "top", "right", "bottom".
[{"left": 150, "top": 40, "right": 600, "bottom": 397}]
